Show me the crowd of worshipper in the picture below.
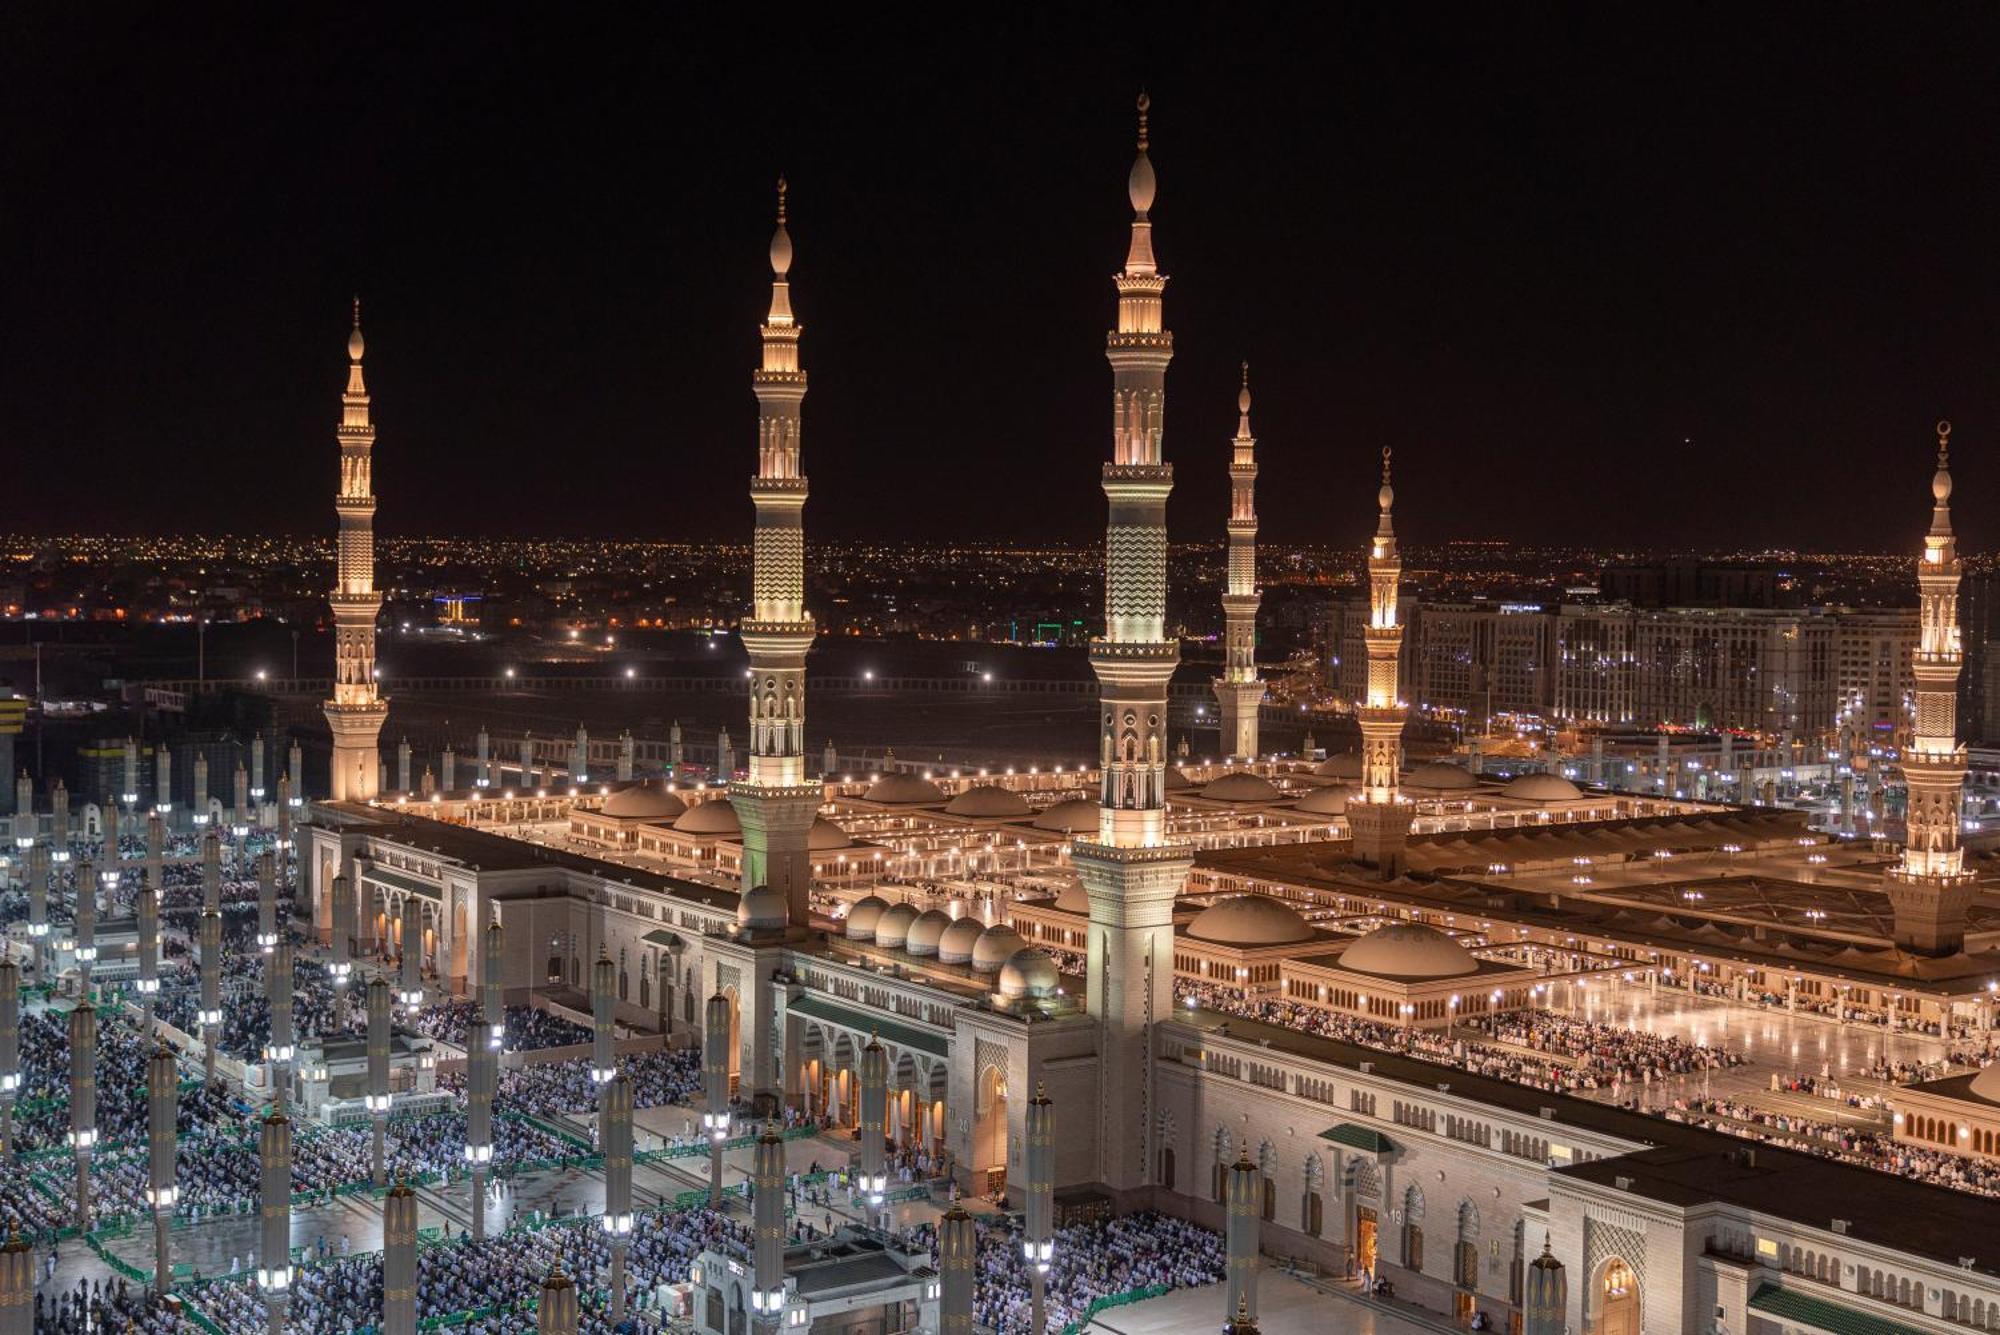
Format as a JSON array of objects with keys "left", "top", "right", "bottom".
[
  {"left": 403, "top": 1000, "right": 593, "bottom": 1052},
  {"left": 440, "top": 1049, "right": 704, "bottom": 1119},
  {"left": 1686, "top": 974, "right": 1987, "bottom": 1040},
  {"left": 1663, "top": 1093, "right": 2000, "bottom": 1199},
  {"left": 6, "top": 1010, "right": 215, "bottom": 1152},
  {"left": 1176, "top": 984, "right": 1741, "bottom": 1095},
  {"left": 909, "top": 1209, "right": 1226, "bottom": 1335},
  {"left": 155, "top": 955, "right": 354, "bottom": 1060},
  {"left": 191, "top": 1204, "right": 755, "bottom": 1335},
  {"left": 35, "top": 1274, "right": 182, "bottom": 1335}
]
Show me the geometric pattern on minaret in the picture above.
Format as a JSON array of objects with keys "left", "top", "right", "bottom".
[
  {"left": 323, "top": 301, "right": 389, "bottom": 802},
  {"left": 1212, "top": 363, "right": 1263, "bottom": 762},
  {"left": 729, "top": 180, "right": 820, "bottom": 927},
  {"left": 1884, "top": 420, "right": 1975, "bottom": 955},
  {"left": 1345, "top": 447, "right": 1413, "bottom": 876},
  {"left": 1074, "top": 94, "right": 1194, "bottom": 1197}
]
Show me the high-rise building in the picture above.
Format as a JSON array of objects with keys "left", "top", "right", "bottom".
[
  {"left": 1832, "top": 609, "right": 1917, "bottom": 745},
  {"left": 1552, "top": 603, "right": 1636, "bottom": 727},
  {"left": 1412, "top": 602, "right": 1553, "bottom": 727},
  {"left": 1073, "top": 94, "right": 1192, "bottom": 1196},
  {"left": 322, "top": 304, "right": 388, "bottom": 801},
  {"left": 1212, "top": 365, "right": 1263, "bottom": 761},
  {"left": 1628, "top": 608, "right": 1834, "bottom": 736},
  {"left": 729, "top": 181, "right": 822, "bottom": 927}
]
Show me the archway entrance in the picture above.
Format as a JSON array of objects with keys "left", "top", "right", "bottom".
[
  {"left": 1589, "top": 1258, "right": 1640, "bottom": 1335},
  {"left": 1356, "top": 1207, "right": 1378, "bottom": 1278},
  {"left": 974, "top": 1065, "right": 1008, "bottom": 1196}
]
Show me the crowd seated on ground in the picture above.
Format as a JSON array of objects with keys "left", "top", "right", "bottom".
[
  {"left": 403, "top": 1001, "right": 593, "bottom": 1052},
  {"left": 440, "top": 1049, "right": 703, "bottom": 1118},
  {"left": 909, "top": 1209, "right": 1226, "bottom": 1335},
  {"left": 1176, "top": 984, "right": 1740, "bottom": 1095},
  {"left": 1663, "top": 1094, "right": 2000, "bottom": 1199},
  {"left": 192, "top": 1204, "right": 753, "bottom": 1334}
]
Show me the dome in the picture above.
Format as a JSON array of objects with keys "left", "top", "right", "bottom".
[
  {"left": 997, "top": 947, "right": 1061, "bottom": 1000},
  {"left": 971, "top": 924, "right": 1026, "bottom": 973},
  {"left": 1053, "top": 883, "right": 1091, "bottom": 914},
  {"left": 674, "top": 799, "right": 741, "bottom": 835},
  {"left": 1200, "top": 772, "right": 1283, "bottom": 804},
  {"left": 1292, "top": 787, "right": 1348, "bottom": 816},
  {"left": 1501, "top": 774, "right": 1582, "bottom": 803},
  {"left": 944, "top": 785, "right": 1032, "bottom": 819},
  {"left": 1186, "top": 894, "right": 1315, "bottom": 948},
  {"left": 905, "top": 908, "right": 952, "bottom": 957},
  {"left": 874, "top": 903, "right": 919, "bottom": 950},
  {"left": 1165, "top": 767, "right": 1195, "bottom": 791},
  {"left": 599, "top": 784, "right": 687, "bottom": 821},
  {"left": 808, "top": 817, "right": 852, "bottom": 850},
  {"left": 1032, "top": 798, "right": 1099, "bottom": 833},
  {"left": 1971, "top": 1063, "right": 2000, "bottom": 1104},
  {"left": 844, "top": 895, "right": 889, "bottom": 941},
  {"left": 1406, "top": 761, "right": 1479, "bottom": 791},
  {"left": 1338, "top": 922, "right": 1478, "bottom": 980},
  {"left": 736, "top": 884, "right": 789, "bottom": 933},
  {"left": 1314, "top": 753, "right": 1363, "bottom": 780},
  {"left": 938, "top": 916, "right": 984, "bottom": 965},
  {"left": 864, "top": 773, "right": 947, "bottom": 805}
]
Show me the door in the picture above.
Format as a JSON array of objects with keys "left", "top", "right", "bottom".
[{"left": 1357, "top": 1207, "right": 1379, "bottom": 1276}]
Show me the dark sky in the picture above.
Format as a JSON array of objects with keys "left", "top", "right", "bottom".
[{"left": 5, "top": 9, "right": 1997, "bottom": 551}]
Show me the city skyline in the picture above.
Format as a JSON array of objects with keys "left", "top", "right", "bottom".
[{"left": 7, "top": 11, "right": 1998, "bottom": 549}]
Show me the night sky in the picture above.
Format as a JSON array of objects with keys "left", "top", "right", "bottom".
[{"left": 6, "top": 9, "right": 1997, "bottom": 550}]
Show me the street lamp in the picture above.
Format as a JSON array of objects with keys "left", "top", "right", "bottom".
[{"left": 702, "top": 1108, "right": 731, "bottom": 1143}]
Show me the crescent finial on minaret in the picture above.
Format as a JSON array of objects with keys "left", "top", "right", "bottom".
[
  {"left": 776, "top": 175, "right": 788, "bottom": 224},
  {"left": 348, "top": 298, "right": 365, "bottom": 362},
  {"left": 1136, "top": 90, "right": 1150, "bottom": 151},
  {"left": 768, "top": 177, "right": 795, "bottom": 283}
]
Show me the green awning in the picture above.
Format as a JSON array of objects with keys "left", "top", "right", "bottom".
[
  {"left": 1318, "top": 1123, "right": 1395, "bottom": 1153},
  {"left": 362, "top": 865, "right": 441, "bottom": 901},
  {"left": 1748, "top": 1285, "right": 1932, "bottom": 1335},
  {"left": 641, "top": 929, "right": 684, "bottom": 949},
  {"left": 789, "top": 995, "right": 949, "bottom": 1059}
]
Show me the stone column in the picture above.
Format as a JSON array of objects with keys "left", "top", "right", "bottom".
[
  {"left": 25, "top": 846, "right": 46, "bottom": 984},
  {"left": 591, "top": 952, "right": 617, "bottom": 1086},
  {"left": 68, "top": 1003, "right": 97, "bottom": 1230},
  {"left": 266, "top": 942, "right": 296, "bottom": 1112},
  {"left": 198, "top": 910, "right": 222, "bottom": 1082},
  {"left": 858, "top": 1034, "right": 888, "bottom": 1228},
  {"left": 148, "top": 1044, "right": 178, "bottom": 1292},
  {"left": 74, "top": 861, "right": 97, "bottom": 996},
  {"left": 330, "top": 874, "right": 354, "bottom": 992},
  {"left": 398, "top": 897, "right": 423, "bottom": 1008},
  {"left": 1523, "top": 1237, "right": 1566, "bottom": 1335},
  {"left": 256, "top": 851, "right": 278, "bottom": 953},
  {"left": 0, "top": 1232, "right": 31, "bottom": 1335},
  {"left": 751, "top": 1120, "right": 788, "bottom": 1333},
  {"left": 367, "top": 976, "right": 392, "bottom": 1184},
  {"left": 381, "top": 1180, "right": 417, "bottom": 1335},
  {"left": 0, "top": 964, "right": 16, "bottom": 1160},
  {"left": 1225, "top": 1152, "right": 1260, "bottom": 1320},
  {"left": 939, "top": 1203, "right": 975, "bottom": 1335},
  {"left": 137, "top": 877, "right": 160, "bottom": 1028},
  {"left": 537, "top": 1266, "right": 578, "bottom": 1335},
  {"left": 1024, "top": 1084, "right": 1054, "bottom": 1335},
  {"left": 602, "top": 1074, "right": 634, "bottom": 1321},
  {"left": 466, "top": 922, "right": 502, "bottom": 1239},
  {"left": 258, "top": 1111, "right": 292, "bottom": 1335},
  {"left": 704, "top": 992, "right": 733, "bottom": 1205}
]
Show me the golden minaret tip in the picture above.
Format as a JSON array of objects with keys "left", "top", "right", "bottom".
[
  {"left": 347, "top": 297, "right": 365, "bottom": 362},
  {"left": 1136, "top": 91, "right": 1150, "bottom": 151}
]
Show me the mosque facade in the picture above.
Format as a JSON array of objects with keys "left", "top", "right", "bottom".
[{"left": 302, "top": 102, "right": 2000, "bottom": 1335}]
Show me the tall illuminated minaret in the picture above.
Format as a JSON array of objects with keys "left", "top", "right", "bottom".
[
  {"left": 1074, "top": 94, "right": 1192, "bottom": 1197},
  {"left": 729, "top": 179, "right": 820, "bottom": 927},
  {"left": 323, "top": 302, "right": 388, "bottom": 801},
  {"left": 1212, "top": 364, "right": 1263, "bottom": 762},
  {"left": 1885, "top": 421, "right": 1975, "bottom": 955},
  {"left": 1346, "top": 447, "right": 1412, "bottom": 876}
]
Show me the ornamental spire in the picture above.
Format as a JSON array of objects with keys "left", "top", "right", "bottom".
[
  {"left": 767, "top": 176, "right": 794, "bottom": 324},
  {"left": 1236, "top": 362, "right": 1252, "bottom": 438},
  {"left": 1124, "top": 92, "right": 1158, "bottom": 276},
  {"left": 1929, "top": 419, "right": 1955, "bottom": 545}
]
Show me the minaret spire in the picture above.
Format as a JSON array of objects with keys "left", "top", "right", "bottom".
[
  {"left": 1074, "top": 93, "right": 1192, "bottom": 1196},
  {"left": 1347, "top": 444, "right": 1412, "bottom": 875},
  {"left": 1213, "top": 362, "right": 1264, "bottom": 761},
  {"left": 730, "top": 177, "right": 819, "bottom": 963},
  {"left": 322, "top": 300, "right": 388, "bottom": 801},
  {"left": 1885, "top": 419, "right": 1975, "bottom": 954}
]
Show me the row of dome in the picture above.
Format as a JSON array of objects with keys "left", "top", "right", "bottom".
[{"left": 841, "top": 898, "right": 1061, "bottom": 998}]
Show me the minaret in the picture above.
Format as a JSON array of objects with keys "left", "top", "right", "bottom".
[
  {"left": 1213, "top": 363, "right": 1264, "bottom": 762},
  {"left": 1073, "top": 94, "right": 1193, "bottom": 1197},
  {"left": 1346, "top": 447, "right": 1413, "bottom": 876},
  {"left": 1886, "top": 421, "right": 1976, "bottom": 955},
  {"left": 730, "top": 178, "right": 820, "bottom": 927},
  {"left": 323, "top": 301, "right": 389, "bottom": 801}
]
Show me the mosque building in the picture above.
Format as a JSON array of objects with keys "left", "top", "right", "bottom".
[{"left": 301, "top": 101, "right": 2000, "bottom": 1335}]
